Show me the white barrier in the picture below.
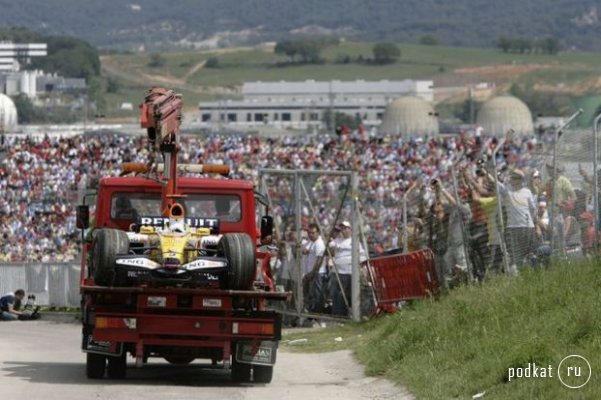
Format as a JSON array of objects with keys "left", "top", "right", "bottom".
[{"left": 0, "top": 263, "right": 80, "bottom": 307}]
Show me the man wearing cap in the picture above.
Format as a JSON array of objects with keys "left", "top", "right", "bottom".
[
  {"left": 328, "top": 221, "right": 366, "bottom": 317},
  {"left": 494, "top": 169, "right": 536, "bottom": 275},
  {"left": 530, "top": 169, "right": 545, "bottom": 199}
]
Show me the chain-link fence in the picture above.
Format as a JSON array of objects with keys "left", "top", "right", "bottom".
[
  {"left": 414, "top": 114, "right": 599, "bottom": 291},
  {"left": 259, "top": 168, "right": 373, "bottom": 323}
]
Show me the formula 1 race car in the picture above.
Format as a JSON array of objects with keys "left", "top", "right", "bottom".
[{"left": 90, "top": 206, "right": 256, "bottom": 290}]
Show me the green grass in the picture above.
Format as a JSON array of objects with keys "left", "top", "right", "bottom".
[
  {"left": 100, "top": 77, "right": 216, "bottom": 119},
  {"left": 104, "top": 42, "right": 601, "bottom": 89},
  {"left": 284, "top": 261, "right": 601, "bottom": 399},
  {"left": 99, "top": 41, "right": 601, "bottom": 118}
]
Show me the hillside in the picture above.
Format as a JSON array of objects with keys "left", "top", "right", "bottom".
[
  {"left": 284, "top": 261, "right": 601, "bottom": 399},
  {"left": 1, "top": 0, "right": 601, "bottom": 51},
  {"left": 98, "top": 42, "right": 601, "bottom": 117}
]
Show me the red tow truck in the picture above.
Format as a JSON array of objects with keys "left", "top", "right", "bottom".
[{"left": 75, "top": 87, "right": 287, "bottom": 383}]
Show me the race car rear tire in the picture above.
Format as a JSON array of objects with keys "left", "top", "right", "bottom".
[
  {"left": 93, "top": 229, "right": 129, "bottom": 286},
  {"left": 219, "top": 233, "right": 256, "bottom": 290}
]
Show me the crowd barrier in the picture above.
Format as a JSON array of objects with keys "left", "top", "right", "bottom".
[
  {"left": 367, "top": 248, "right": 440, "bottom": 314},
  {"left": 0, "top": 262, "right": 81, "bottom": 307}
]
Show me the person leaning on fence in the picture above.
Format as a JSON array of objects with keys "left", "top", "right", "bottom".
[
  {"left": 579, "top": 211, "right": 597, "bottom": 257},
  {"left": 547, "top": 163, "right": 575, "bottom": 207},
  {"left": 432, "top": 179, "right": 472, "bottom": 288},
  {"left": 427, "top": 198, "right": 449, "bottom": 289},
  {"left": 301, "top": 223, "right": 328, "bottom": 313},
  {"left": 489, "top": 169, "right": 536, "bottom": 275},
  {"left": 559, "top": 200, "right": 583, "bottom": 260},
  {"left": 328, "top": 221, "right": 366, "bottom": 317},
  {"left": 0, "top": 289, "right": 25, "bottom": 321}
]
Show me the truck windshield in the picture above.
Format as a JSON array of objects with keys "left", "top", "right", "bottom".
[{"left": 111, "top": 193, "right": 241, "bottom": 222}]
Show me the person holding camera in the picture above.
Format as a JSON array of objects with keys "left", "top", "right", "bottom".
[{"left": 0, "top": 289, "right": 26, "bottom": 321}]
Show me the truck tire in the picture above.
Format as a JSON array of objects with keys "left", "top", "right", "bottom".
[
  {"left": 253, "top": 365, "right": 274, "bottom": 383},
  {"left": 86, "top": 353, "right": 106, "bottom": 379},
  {"left": 92, "top": 229, "right": 129, "bottom": 286},
  {"left": 107, "top": 351, "right": 127, "bottom": 379},
  {"left": 231, "top": 357, "right": 252, "bottom": 383},
  {"left": 219, "top": 233, "right": 256, "bottom": 290}
]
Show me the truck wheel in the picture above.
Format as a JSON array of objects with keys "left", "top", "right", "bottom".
[
  {"left": 231, "top": 357, "right": 252, "bottom": 383},
  {"left": 86, "top": 353, "right": 106, "bottom": 379},
  {"left": 107, "top": 352, "right": 127, "bottom": 379},
  {"left": 219, "top": 233, "right": 256, "bottom": 290},
  {"left": 93, "top": 229, "right": 129, "bottom": 286},
  {"left": 253, "top": 365, "right": 274, "bottom": 383}
]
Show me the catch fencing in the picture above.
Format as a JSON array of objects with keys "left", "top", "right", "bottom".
[
  {"left": 398, "top": 113, "right": 600, "bottom": 290},
  {"left": 0, "top": 262, "right": 81, "bottom": 307},
  {"left": 259, "top": 168, "right": 370, "bottom": 322}
]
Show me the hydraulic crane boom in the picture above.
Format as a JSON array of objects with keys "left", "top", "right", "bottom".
[{"left": 140, "top": 87, "right": 184, "bottom": 217}]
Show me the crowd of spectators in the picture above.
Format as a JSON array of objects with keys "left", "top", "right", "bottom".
[{"left": 0, "top": 127, "right": 581, "bottom": 271}]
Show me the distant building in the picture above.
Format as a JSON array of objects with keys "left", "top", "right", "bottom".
[
  {"left": 198, "top": 79, "right": 433, "bottom": 130},
  {"left": 0, "top": 70, "right": 86, "bottom": 98},
  {"left": 476, "top": 95, "right": 534, "bottom": 137},
  {"left": 0, "top": 42, "right": 85, "bottom": 99},
  {"left": 36, "top": 73, "right": 87, "bottom": 93},
  {"left": 0, "top": 93, "right": 18, "bottom": 131},
  {"left": 379, "top": 96, "right": 439, "bottom": 136},
  {"left": 0, "top": 42, "right": 47, "bottom": 72}
]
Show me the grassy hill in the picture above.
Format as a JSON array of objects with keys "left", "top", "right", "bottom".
[
  {"left": 1, "top": 0, "right": 601, "bottom": 51},
  {"left": 100, "top": 42, "right": 601, "bottom": 116},
  {"left": 284, "top": 261, "right": 601, "bottom": 399}
]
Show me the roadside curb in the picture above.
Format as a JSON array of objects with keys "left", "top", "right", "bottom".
[{"left": 40, "top": 312, "right": 80, "bottom": 324}]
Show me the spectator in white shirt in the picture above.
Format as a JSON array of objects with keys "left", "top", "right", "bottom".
[{"left": 328, "top": 221, "right": 366, "bottom": 317}]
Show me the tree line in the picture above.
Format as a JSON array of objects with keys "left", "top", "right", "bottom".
[
  {"left": 274, "top": 38, "right": 401, "bottom": 65},
  {"left": 496, "top": 36, "right": 560, "bottom": 54}
]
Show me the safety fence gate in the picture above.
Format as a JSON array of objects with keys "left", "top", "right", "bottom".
[{"left": 258, "top": 168, "right": 370, "bottom": 322}]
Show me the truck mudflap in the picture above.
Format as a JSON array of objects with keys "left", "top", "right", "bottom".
[
  {"left": 235, "top": 340, "right": 278, "bottom": 366},
  {"left": 83, "top": 331, "right": 123, "bottom": 356}
]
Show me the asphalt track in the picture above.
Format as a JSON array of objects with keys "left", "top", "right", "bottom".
[{"left": 0, "top": 320, "right": 413, "bottom": 400}]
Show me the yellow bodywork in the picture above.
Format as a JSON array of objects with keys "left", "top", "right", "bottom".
[
  {"left": 160, "top": 233, "right": 189, "bottom": 263},
  {"left": 138, "top": 225, "right": 212, "bottom": 265}
]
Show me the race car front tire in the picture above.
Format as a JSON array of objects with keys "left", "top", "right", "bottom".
[
  {"left": 92, "top": 229, "right": 129, "bottom": 286},
  {"left": 219, "top": 233, "right": 256, "bottom": 290}
]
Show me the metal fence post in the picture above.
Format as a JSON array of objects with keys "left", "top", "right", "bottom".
[
  {"left": 593, "top": 112, "right": 601, "bottom": 252},
  {"left": 294, "top": 172, "right": 303, "bottom": 319},
  {"left": 492, "top": 138, "right": 510, "bottom": 274},
  {"left": 549, "top": 109, "right": 583, "bottom": 253},
  {"left": 350, "top": 172, "right": 361, "bottom": 322}
]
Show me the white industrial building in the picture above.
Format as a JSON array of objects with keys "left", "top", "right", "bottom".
[
  {"left": 0, "top": 42, "right": 85, "bottom": 99},
  {"left": 198, "top": 79, "right": 433, "bottom": 130},
  {"left": 0, "top": 42, "right": 47, "bottom": 72}
]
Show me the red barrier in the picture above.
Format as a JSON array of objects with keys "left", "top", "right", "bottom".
[{"left": 367, "top": 248, "right": 440, "bottom": 314}]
